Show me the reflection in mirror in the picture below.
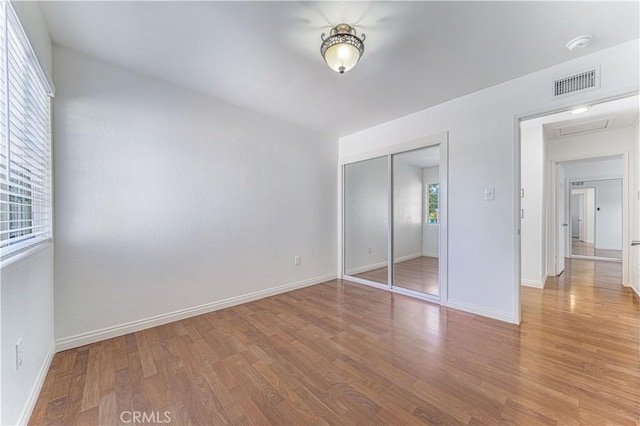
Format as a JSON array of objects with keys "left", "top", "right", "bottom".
[
  {"left": 570, "top": 179, "right": 622, "bottom": 260},
  {"left": 344, "top": 157, "right": 389, "bottom": 285},
  {"left": 392, "top": 145, "right": 440, "bottom": 296}
]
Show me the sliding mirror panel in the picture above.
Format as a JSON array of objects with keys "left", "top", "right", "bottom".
[
  {"left": 392, "top": 146, "right": 440, "bottom": 297},
  {"left": 344, "top": 156, "right": 389, "bottom": 285},
  {"left": 570, "top": 179, "right": 622, "bottom": 260}
]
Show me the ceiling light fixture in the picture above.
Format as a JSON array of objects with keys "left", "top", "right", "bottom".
[
  {"left": 570, "top": 106, "right": 590, "bottom": 114},
  {"left": 321, "top": 24, "right": 365, "bottom": 74},
  {"left": 566, "top": 35, "right": 591, "bottom": 51}
]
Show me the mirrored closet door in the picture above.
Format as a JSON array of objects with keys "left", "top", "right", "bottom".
[
  {"left": 570, "top": 179, "right": 623, "bottom": 260},
  {"left": 343, "top": 156, "right": 389, "bottom": 286},
  {"left": 342, "top": 140, "right": 446, "bottom": 303},
  {"left": 392, "top": 146, "right": 440, "bottom": 297}
]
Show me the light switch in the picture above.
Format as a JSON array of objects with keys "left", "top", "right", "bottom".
[{"left": 484, "top": 188, "right": 495, "bottom": 201}]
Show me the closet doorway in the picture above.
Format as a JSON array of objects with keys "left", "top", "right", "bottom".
[{"left": 342, "top": 137, "right": 448, "bottom": 304}]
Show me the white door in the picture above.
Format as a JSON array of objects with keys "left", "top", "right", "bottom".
[
  {"left": 571, "top": 194, "right": 580, "bottom": 238},
  {"left": 577, "top": 194, "right": 584, "bottom": 241},
  {"left": 556, "top": 166, "right": 566, "bottom": 275}
]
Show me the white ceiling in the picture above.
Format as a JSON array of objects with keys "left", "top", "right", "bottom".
[{"left": 39, "top": 1, "right": 639, "bottom": 137}]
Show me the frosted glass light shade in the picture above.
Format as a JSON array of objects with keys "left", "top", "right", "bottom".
[
  {"left": 320, "top": 24, "right": 365, "bottom": 74},
  {"left": 323, "top": 43, "right": 361, "bottom": 74}
]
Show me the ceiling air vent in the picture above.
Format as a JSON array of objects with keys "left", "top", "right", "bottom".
[
  {"left": 556, "top": 117, "right": 613, "bottom": 137},
  {"left": 553, "top": 67, "right": 600, "bottom": 98}
]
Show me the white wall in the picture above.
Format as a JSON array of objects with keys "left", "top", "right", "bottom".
[
  {"left": 563, "top": 158, "right": 624, "bottom": 180},
  {"left": 344, "top": 157, "right": 388, "bottom": 274},
  {"left": 547, "top": 128, "right": 634, "bottom": 161},
  {"left": 394, "top": 161, "right": 423, "bottom": 260},
  {"left": 1, "top": 247, "right": 54, "bottom": 425},
  {"left": 339, "top": 39, "right": 639, "bottom": 323},
  {"left": 0, "top": 3, "right": 54, "bottom": 425},
  {"left": 10, "top": 1, "right": 52, "bottom": 80},
  {"left": 520, "top": 125, "right": 546, "bottom": 287},
  {"left": 53, "top": 46, "right": 338, "bottom": 347},
  {"left": 422, "top": 166, "right": 439, "bottom": 258}
]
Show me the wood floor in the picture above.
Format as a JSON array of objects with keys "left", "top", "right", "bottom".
[
  {"left": 30, "top": 259, "right": 639, "bottom": 425},
  {"left": 354, "top": 256, "right": 439, "bottom": 296},
  {"left": 572, "top": 238, "right": 622, "bottom": 259}
]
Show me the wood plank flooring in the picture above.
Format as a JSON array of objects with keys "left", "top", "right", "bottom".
[
  {"left": 354, "top": 256, "right": 439, "bottom": 296},
  {"left": 572, "top": 238, "right": 622, "bottom": 259},
  {"left": 30, "top": 258, "right": 639, "bottom": 425}
]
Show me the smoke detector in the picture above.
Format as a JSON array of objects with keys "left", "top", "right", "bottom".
[{"left": 566, "top": 35, "right": 592, "bottom": 51}]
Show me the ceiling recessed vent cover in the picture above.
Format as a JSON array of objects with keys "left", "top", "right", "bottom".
[
  {"left": 553, "top": 67, "right": 600, "bottom": 98},
  {"left": 557, "top": 117, "right": 613, "bottom": 137}
]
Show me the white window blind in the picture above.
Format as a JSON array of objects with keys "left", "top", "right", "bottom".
[{"left": 0, "top": 0, "right": 54, "bottom": 258}]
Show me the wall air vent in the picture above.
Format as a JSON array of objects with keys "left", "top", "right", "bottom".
[{"left": 552, "top": 67, "right": 600, "bottom": 98}]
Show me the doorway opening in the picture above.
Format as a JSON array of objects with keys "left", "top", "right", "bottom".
[{"left": 519, "top": 94, "right": 637, "bottom": 291}]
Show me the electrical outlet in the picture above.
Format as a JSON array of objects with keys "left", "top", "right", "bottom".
[
  {"left": 16, "top": 338, "right": 23, "bottom": 370},
  {"left": 484, "top": 188, "right": 495, "bottom": 201},
  {"left": 294, "top": 256, "right": 301, "bottom": 266},
  {"left": 368, "top": 245, "right": 372, "bottom": 254}
]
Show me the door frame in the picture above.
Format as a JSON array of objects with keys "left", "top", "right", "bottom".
[
  {"left": 514, "top": 90, "right": 638, "bottom": 324},
  {"left": 339, "top": 131, "right": 449, "bottom": 306},
  {"left": 569, "top": 191, "right": 581, "bottom": 240},
  {"left": 550, "top": 155, "right": 629, "bottom": 277},
  {"left": 551, "top": 162, "right": 567, "bottom": 276}
]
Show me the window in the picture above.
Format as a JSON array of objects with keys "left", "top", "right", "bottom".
[
  {"left": 0, "top": 1, "right": 54, "bottom": 258},
  {"left": 426, "top": 182, "right": 439, "bottom": 224}
]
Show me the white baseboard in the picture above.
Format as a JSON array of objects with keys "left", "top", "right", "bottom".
[
  {"left": 18, "top": 340, "right": 55, "bottom": 425},
  {"left": 345, "top": 261, "right": 388, "bottom": 276},
  {"left": 446, "top": 299, "right": 516, "bottom": 324},
  {"left": 344, "top": 253, "right": 424, "bottom": 276},
  {"left": 631, "top": 268, "right": 640, "bottom": 292},
  {"left": 394, "top": 252, "right": 423, "bottom": 263},
  {"left": 55, "top": 273, "right": 336, "bottom": 352},
  {"left": 632, "top": 285, "right": 640, "bottom": 299},
  {"left": 422, "top": 251, "right": 439, "bottom": 258},
  {"left": 521, "top": 278, "right": 544, "bottom": 289}
]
